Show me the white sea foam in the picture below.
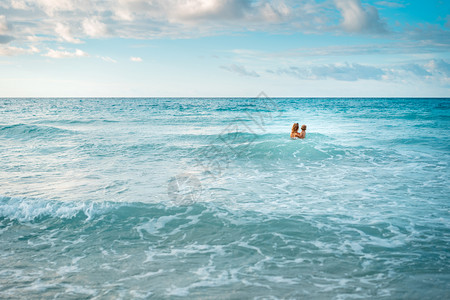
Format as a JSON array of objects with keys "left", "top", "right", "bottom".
[{"left": 0, "top": 195, "right": 113, "bottom": 222}]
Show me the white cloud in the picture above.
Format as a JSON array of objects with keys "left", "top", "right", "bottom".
[
  {"left": 0, "top": 15, "right": 13, "bottom": 44},
  {"left": 99, "top": 56, "right": 117, "bottom": 63},
  {"left": 0, "top": 0, "right": 389, "bottom": 46},
  {"left": 0, "top": 45, "right": 39, "bottom": 56},
  {"left": 221, "top": 64, "right": 260, "bottom": 77},
  {"left": 10, "top": 0, "right": 29, "bottom": 10},
  {"left": 55, "top": 23, "right": 83, "bottom": 44},
  {"left": 0, "top": 0, "right": 448, "bottom": 60},
  {"left": 169, "top": 0, "right": 250, "bottom": 22},
  {"left": 0, "top": 15, "right": 8, "bottom": 34},
  {"left": 273, "top": 63, "right": 384, "bottom": 81},
  {"left": 335, "top": 0, "right": 387, "bottom": 33},
  {"left": 113, "top": 0, "right": 165, "bottom": 21},
  {"left": 130, "top": 56, "right": 142, "bottom": 62},
  {"left": 110, "top": 0, "right": 295, "bottom": 26},
  {"left": 381, "top": 60, "right": 450, "bottom": 86},
  {"left": 83, "top": 17, "right": 108, "bottom": 37},
  {"left": 259, "top": 1, "right": 291, "bottom": 22},
  {"left": 167, "top": 0, "right": 298, "bottom": 26},
  {"left": 26, "top": 35, "right": 47, "bottom": 42},
  {"left": 44, "top": 48, "right": 88, "bottom": 58},
  {"left": 399, "top": 63, "right": 431, "bottom": 77},
  {"left": 270, "top": 59, "right": 450, "bottom": 84},
  {"left": 35, "top": 0, "right": 74, "bottom": 16},
  {"left": 425, "top": 59, "right": 450, "bottom": 78}
]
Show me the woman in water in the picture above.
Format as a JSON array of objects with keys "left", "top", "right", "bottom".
[{"left": 291, "top": 123, "right": 306, "bottom": 139}]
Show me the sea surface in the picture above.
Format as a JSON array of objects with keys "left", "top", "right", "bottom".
[{"left": 0, "top": 97, "right": 449, "bottom": 299}]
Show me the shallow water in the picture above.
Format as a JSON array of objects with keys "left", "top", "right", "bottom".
[{"left": 1, "top": 98, "right": 449, "bottom": 299}]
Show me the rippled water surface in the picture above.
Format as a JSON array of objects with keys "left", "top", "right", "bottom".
[{"left": 1, "top": 98, "right": 449, "bottom": 299}]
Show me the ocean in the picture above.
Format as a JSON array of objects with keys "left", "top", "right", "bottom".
[{"left": 1, "top": 97, "right": 449, "bottom": 299}]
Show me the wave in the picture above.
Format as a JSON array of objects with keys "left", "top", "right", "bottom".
[
  {"left": 161, "top": 131, "right": 346, "bottom": 163},
  {"left": 0, "top": 196, "right": 202, "bottom": 224},
  {"left": 0, "top": 196, "right": 117, "bottom": 222},
  {"left": 185, "top": 132, "right": 336, "bottom": 161},
  {"left": 232, "top": 139, "right": 329, "bottom": 161},
  {"left": 33, "top": 119, "right": 120, "bottom": 125},
  {"left": 0, "top": 123, "right": 76, "bottom": 140}
]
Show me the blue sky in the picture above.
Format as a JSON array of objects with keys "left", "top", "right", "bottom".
[{"left": 0, "top": 0, "right": 449, "bottom": 97}]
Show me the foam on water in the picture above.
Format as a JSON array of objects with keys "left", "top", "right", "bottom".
[
  {"left": 0, "top": 195, "right": 115, "bottom": 222},
  {"left": 1, "top": 98, "right": 449, "bottom": 299}
]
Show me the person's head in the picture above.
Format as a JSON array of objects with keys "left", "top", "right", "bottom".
[
  {"left": 291, "top": 123, "right": 299, "bottom": 133},
  {"left": 301, "top": 124, "right": 307, "bottom": 131}
]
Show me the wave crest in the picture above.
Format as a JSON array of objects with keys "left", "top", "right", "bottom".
[
  {"left": 0, "top": 196, "right": 113, "bottom": 222},
  {"left": 0, "top": 123, "right": 75, "bottom": 140}
]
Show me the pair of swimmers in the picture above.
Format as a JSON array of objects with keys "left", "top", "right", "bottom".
[{"left": 290, "top": 123, "right": 306, "bottom": 139}]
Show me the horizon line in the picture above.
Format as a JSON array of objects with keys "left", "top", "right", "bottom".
[{"left": 1, "top": 96, "right": 449, "bottom": 99}]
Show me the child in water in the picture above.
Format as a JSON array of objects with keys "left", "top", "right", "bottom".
[{"left": 290, "top": 123, "right": 306, "bottom": 139}]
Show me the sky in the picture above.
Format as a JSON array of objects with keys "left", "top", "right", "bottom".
[{"left": 0, "top": 0, "right": 449, "bottom": 97}]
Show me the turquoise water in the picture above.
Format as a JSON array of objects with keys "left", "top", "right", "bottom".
[{"left": 1, "top": 98, "right": 449, "bottom": 299}]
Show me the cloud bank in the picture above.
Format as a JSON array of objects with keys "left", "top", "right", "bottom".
[
  {"left": 271, "top": 63, "right": 385, "bottom": 81},
  {"left": 267, "top": 59, "right": 450, "bottom": 85},
  {"left": 0, "top": 0, "right": 448, "bottom": 94},
  {"left": 0, "top": 0, "right": 394, "bottom": 56},
  {"left": 221, "top": 64, "right": 260, "bottom": 77},
  {"left": 1, "top": 0, "right": 447, "bottom": 59}
]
